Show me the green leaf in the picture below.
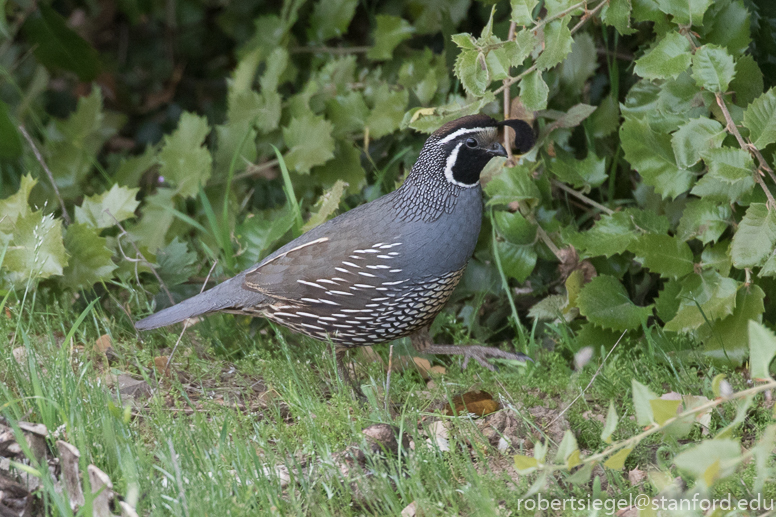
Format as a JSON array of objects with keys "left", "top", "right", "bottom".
[
  {"left": 22, "top": 5, "right": 100, "bottom": 81},
  {"left": 633, "top": 32, "right": 692, "bottom": 81},
  {"left": 536, "top": 19, "right": 573, "bottom": 71},
  {"left": 484, "top": 165, "right": 541, "bottom": 207},
  {"left": 61, "top": 223, "right": 116, "bottom": 290},
  {"left": 699, "top": 285, "right": 765, "bottom": 367},
  {"left": 655, "top": 279, "right": 683, "bottom": 322},
  {"left": 283, "top": 113, "right": 335, "bottom": 174},
  {"left": 671, "top": 118, "right": 726, "bottom": 168},
  {"left": 749, "top": 321, "right": 776, "bottom": 380},
  {"left": 743, "top": 88, "right": 776, "bottom": 150},
  {"left": 565, "top": 212, "right": 636, "bottom": 258},
  {"left": 559, "top": 34, "right": 598, "bottom": 92},
  {"left": 307, "top": 0, "right": 358, "bottom": 42},
  {"left": 604, "top": 447, "right": 633, "bottom": 470},
  {"left": 621, "top": 117, "right": 692, "bottom": 199},
  {"left": 313, "top": 141, "right": 366, "bottom": 195},
  {"left": 691, "top": 147, "right": 755, "bottom": 202},
  {"left": 630, "top": 234, "right": 695, "bottom": 279},
  {"left": 326, "top": 93, "right": 370, "bottom": 136},
  {"left": 654, "top": 0, "right": 713, "bottom": 25},
  {"left": 514, "top": 454, "right": 538, "bottom": 473},
  {"left": 497, "top": 241, "right": 537, "bottom": 283},
  {"left": 761, "top": 252, "right": 776, "bottom": 278},
  {"left": 4, "top": 210, "right": 67, "bottom": 285},
  {"left": 528, "top": 295, "right": 567, "bottom": 321},
  {"left": 665, "top": 270, "right": 739, "bottom": 332},
  {"left": 632, "top": 379, "right": 658, "bottom": 426},
  {"left": 590, "top": 95, "right": 620, "bottom": 138},
  {"left": 235, "top": 207, "right": 295, "bottom": 267},
  {"left": 520, "top": 70, "right": 549, "bottom": 111},
  {"left": 702, "top": 0, "right": 751, "bottom": 57},
  {"left": 729, "top": 55, "right": 764, "bottom": 108},
  {"left": 156, "top": 237, "right": 198, "bottom": 286},
  {"left": 113, "top": 146, "right": 158, "bottom": 188},
  {"left": 554, "top": 430, "right": 579, "bottom": 466},
  {"left": 577, "top": 275, "right": 653, "bottom": 331},
  {"left": 494, "top": 211, "right": 535, "bottom": 244},
  {"left": 366, "top": 85, "right": 409, "bottom": 139},
  {"left": 701, "top": 240, "right": 732, "bottom": 276},
  {"left": 691, "top": 45, "right": 736, "bottom": 93},
  {"left": 455, "top": 49, "right": 489, "bottom": 97},
  {"left": 0, "top": 101, "right": 22, "bottom": 159},
  {"left": 601, "top": 401, "right": 619, "bottom": 443},
  {"left": 601, "top": 0, "right": 634, "bottom": 35},
  {"left": 158, "top": 112, "right": 212, "bottom": 198},
  {"left": 505, "top": 30, "right": 537, "bottom": 68},
  {"left": 730, "top": 203, "right": 776, "bottom": 269},
  {"left": 302, "top": 180, "right": 348, "bottom": 232},
  {"left": 511, "top": 0, "right": 539, "bottom": 25},
  {"left": 673, "top": 439, "right": 741, "bottom": 485},
  {"left": 549, "top": 150, "right": 607, "bottom": 191},
  {"left": 368, "top": 15, "right": 415, "bottom": 61},
  {"left": 0, "top": 175, "right": 37, "bottom": 231},
  {"left": 676, "top": 198, "right": 731, "bottom": 244},
  {"left": 75, "top": 184, "right": 140, "bottom": 229},
  {"left": 485, "top": 48, "right": 510, "bottom": 82},
  {"left": 650, "top": 398, "right": 681, "bottom": 425}
]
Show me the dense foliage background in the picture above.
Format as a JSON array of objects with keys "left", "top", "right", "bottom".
[{"left": 3, "top": 0, "right": 776, "bottom": 513}]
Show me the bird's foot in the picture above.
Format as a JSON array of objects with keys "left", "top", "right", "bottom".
[
  {"left": 410, "top": 329, "right": 532, "bottom": 371},
  {"left": 336, "top": 348, "right": 368, "bottom": 401}
]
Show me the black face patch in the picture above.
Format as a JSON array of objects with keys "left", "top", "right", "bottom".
[{"left": 447, "top": 143, "right": 494, "bottom": 186}]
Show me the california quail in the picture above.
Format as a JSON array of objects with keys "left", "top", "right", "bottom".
[{"left": 135, "top": 114, "right": 535, "bottom": 382}]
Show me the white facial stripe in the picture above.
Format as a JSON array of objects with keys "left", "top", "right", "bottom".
[
  {"left": 436, "top": 127, "right": 487, "bottom": 145},
  {"left": 444, "top": 142, "right": 479, "bottom": 188}
]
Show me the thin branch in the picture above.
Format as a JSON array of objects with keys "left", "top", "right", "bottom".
[
  {"left": 107, "top": 210, "right": 174, "bottom": 305},
  {"left": 230, "top": 159, "right": 279, "bottom": 182},
  {"left": 715, "top": 93, "right": 776, "bottom": 209},
  {"left": 290, "top": 46, "right": 371, "bottom": 54},
  {"left": 535, "top": 224, "right": 563, "bottom": 259},
  {"left": 503, "top": 21, "right": 518, "bottom": 167},
  {"left": 552, "top": 180, "right": 615, "bottom": 215},
  {"left": 18, "top": 125, "right": 71, "bottom": 224}
]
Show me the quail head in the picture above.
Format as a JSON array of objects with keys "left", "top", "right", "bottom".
[{"left": 135, "top": 114, "right": 536, "bottom": 380}]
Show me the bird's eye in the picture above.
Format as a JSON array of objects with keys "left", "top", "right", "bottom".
[{"left": 465, "top": 137, "right": 477, "bottom": 149}]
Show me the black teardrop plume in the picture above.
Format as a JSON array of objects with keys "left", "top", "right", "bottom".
[{"left": 497, "top": 119, "right": 536, "bottom": 154}]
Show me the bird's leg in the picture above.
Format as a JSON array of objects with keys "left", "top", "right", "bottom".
[
  {"left": 410, "top": 328, "right": 532, "bottom": 371},
  {"left": 335, "top": 347, "right": 367, "bottom": 400}
]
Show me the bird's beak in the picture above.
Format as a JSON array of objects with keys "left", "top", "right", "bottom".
[{"left": 488, "top": 142, "right": 508, "bottom": 158}]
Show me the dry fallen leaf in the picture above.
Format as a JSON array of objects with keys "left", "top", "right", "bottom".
[
  {"left": 628, "top": 467, "right": 647, "bottom": 485},
  {"left": 426, "top": 420, "right": 450, "bottom": 451},
  {"left": 400, "top": 501, "right": 417, "bottom": 517},
  {"left": 152, "top": 356, "right": 172, "bottom": 377},
  {"left": 94, "top": 334, "right": 112, "bottom": 354},
  {"left": 445, "top": 390, "right": 499, "bottom": 417}
]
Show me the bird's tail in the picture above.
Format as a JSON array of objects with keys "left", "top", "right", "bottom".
[{"left": 134, "top": 273, "right": 264, "bottom": 330}]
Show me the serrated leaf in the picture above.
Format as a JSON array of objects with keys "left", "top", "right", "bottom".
[
  {"left": 701, "top": 240, "right": 732, "bottom": 276},
  {"left": 368, "top": 15, "right": 415, "bottom": 60},
  {"left": 307, "top": 0, "right": 358, "bottom": 42},
  {"left": 497, "top": 241, "right": 537, "bottom": 282},
  {"left": 22, "top": 5, "right": 100, "bottom": 81},
  {"left": 505, "top": 30, "right": 537, "bottom": 67},
  {"left": 235, "top": 207, "right": 296, "bottom": 267},
  {"left": 729, "top": 55, "right": 764, "bottom": 107},
  {"left": 536, "top": 19, "right": 573, "bottom": 70},
  {"left": 634, "top": 32, "right": 692, "bottom": 81},
  {"left": 671, "top": 118, "right": 725, "bottom": 169},
  {"left": 520, "top": 70, "right": 548, "bottom": 111},
  {"left": 283, "top": 113, "right": 335, "bottom": 174},
  {"left": 650, "top": 399, "right": 681, "bottom": 425},
  {"left": 749, "top": 321, "right": 776, "bottom": 381},
  {"left": 673, "top": 439, "right": 740, "bottom": 484},
  {"left": 632, "top": 379, "right": 658, "bottom": 425},
  {"left": 158, "top": 112, "right": 212, "bottom": 198},
  {"left": 601, "top": 0, "right": 634, "bottom": 35},
  {"left": 692, "top": 45, "right": 735, "bottom": 93},
  {"left": 0, "top": 175, "right": 37, "bottom": 232},
  {"left": 484, "top": 165, "right": 540, "bottom": 207},
  {"left": 560, "top": 34, "right": 598, "bottom": 92},
  {"left": 676, "top": 198, "right": 730, "bottom": 244},
  {"left": 743, "top": 88, "right": 776, "bottom": 150},
  {"left": 550, "top": 104, "right": 598, "bottom": 129},
  {"left": 494, "top": 211, "right": 535, "bottom": 244},
  {"left": 761, "top": 252, "right": 776, "bottom": 278},
  {"left": 655, "top": 279, "right": 682, "bottom": 322},
  {"left": 699, "top": 285, "right": 765, "bottom": 367},
  {"left": 511, "top": 0, "right": 538, "bottom": 25},
  {"left": 313, "top": 141, "right": 366, "bottom": 195},
  {"left": 451, "top": 33, "right": 477, "bottom": 50},
  {"left": 604, "top": 447, "right": 633, "bottom": 469},
  {"left": 590, "top": 95, "right": 620, "bottom": 138},
  {"left": 730, "top": 203, "right": 776, "bottom": 269},
  {"left": 61, "top": 223, "right": 116, "bottom": 290},
  {"left": 654, "top": 0, "right": 713, "bottom": 25},
  {"left": 601, "top": 401, "right": 619, "bottom": 443},
  {"left": 623, "top": 207, "right": 670, "bottom": 234},
  {"left": 4, "top": 210, "right": 67, "bottom": 285},
  {"left": 621, "top": 117, "right": 692, "bottom": 199},
  {"left": 630, "top": 234, "right": 694, "bottom": 279},
  {"left": 156, "top": 237, "right": 197, "bottom": 286},
  {"left": 485, "top": 48, "right": 510, "bottom": 82},
  {"left": 528, "top": 295, "right": 567, "bottom": 321},
  {"left": 455, "top": 49, "right": 489, "bottom": 97},
  {"left": 302, "top": 180, "right": 348, "bottom": 232},
  {"left": 366, "top": 85, "right": 409, "bottom": 138},
  {"left": 549, "top": 150, "right": 607, "bottom": 191},
  {"left": 565, "top": 212, "right": 636, "bottom": 258},
  {"left": 665, "top": 270, "right": 739, "bottom": 332},
  {"left": 577, "top": 275, "right": 653, "bottom": 331},
  {"left": 691, "top": 147, "right": 755, "bottom": 202},
  {"left": 75, "top": 184, "right": 140, "bottom": 229}
]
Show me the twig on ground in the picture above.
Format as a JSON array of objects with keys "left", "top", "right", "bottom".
[
  {"left": 166, "top": 261, "right": 216, "bottom": 370},
  {"left": 18, "top": 125, "right": 71, "bottom": 224}
]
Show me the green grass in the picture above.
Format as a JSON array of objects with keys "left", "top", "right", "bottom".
[{"left": 1, "top": 285, "right": 773, "bottom": 516}]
